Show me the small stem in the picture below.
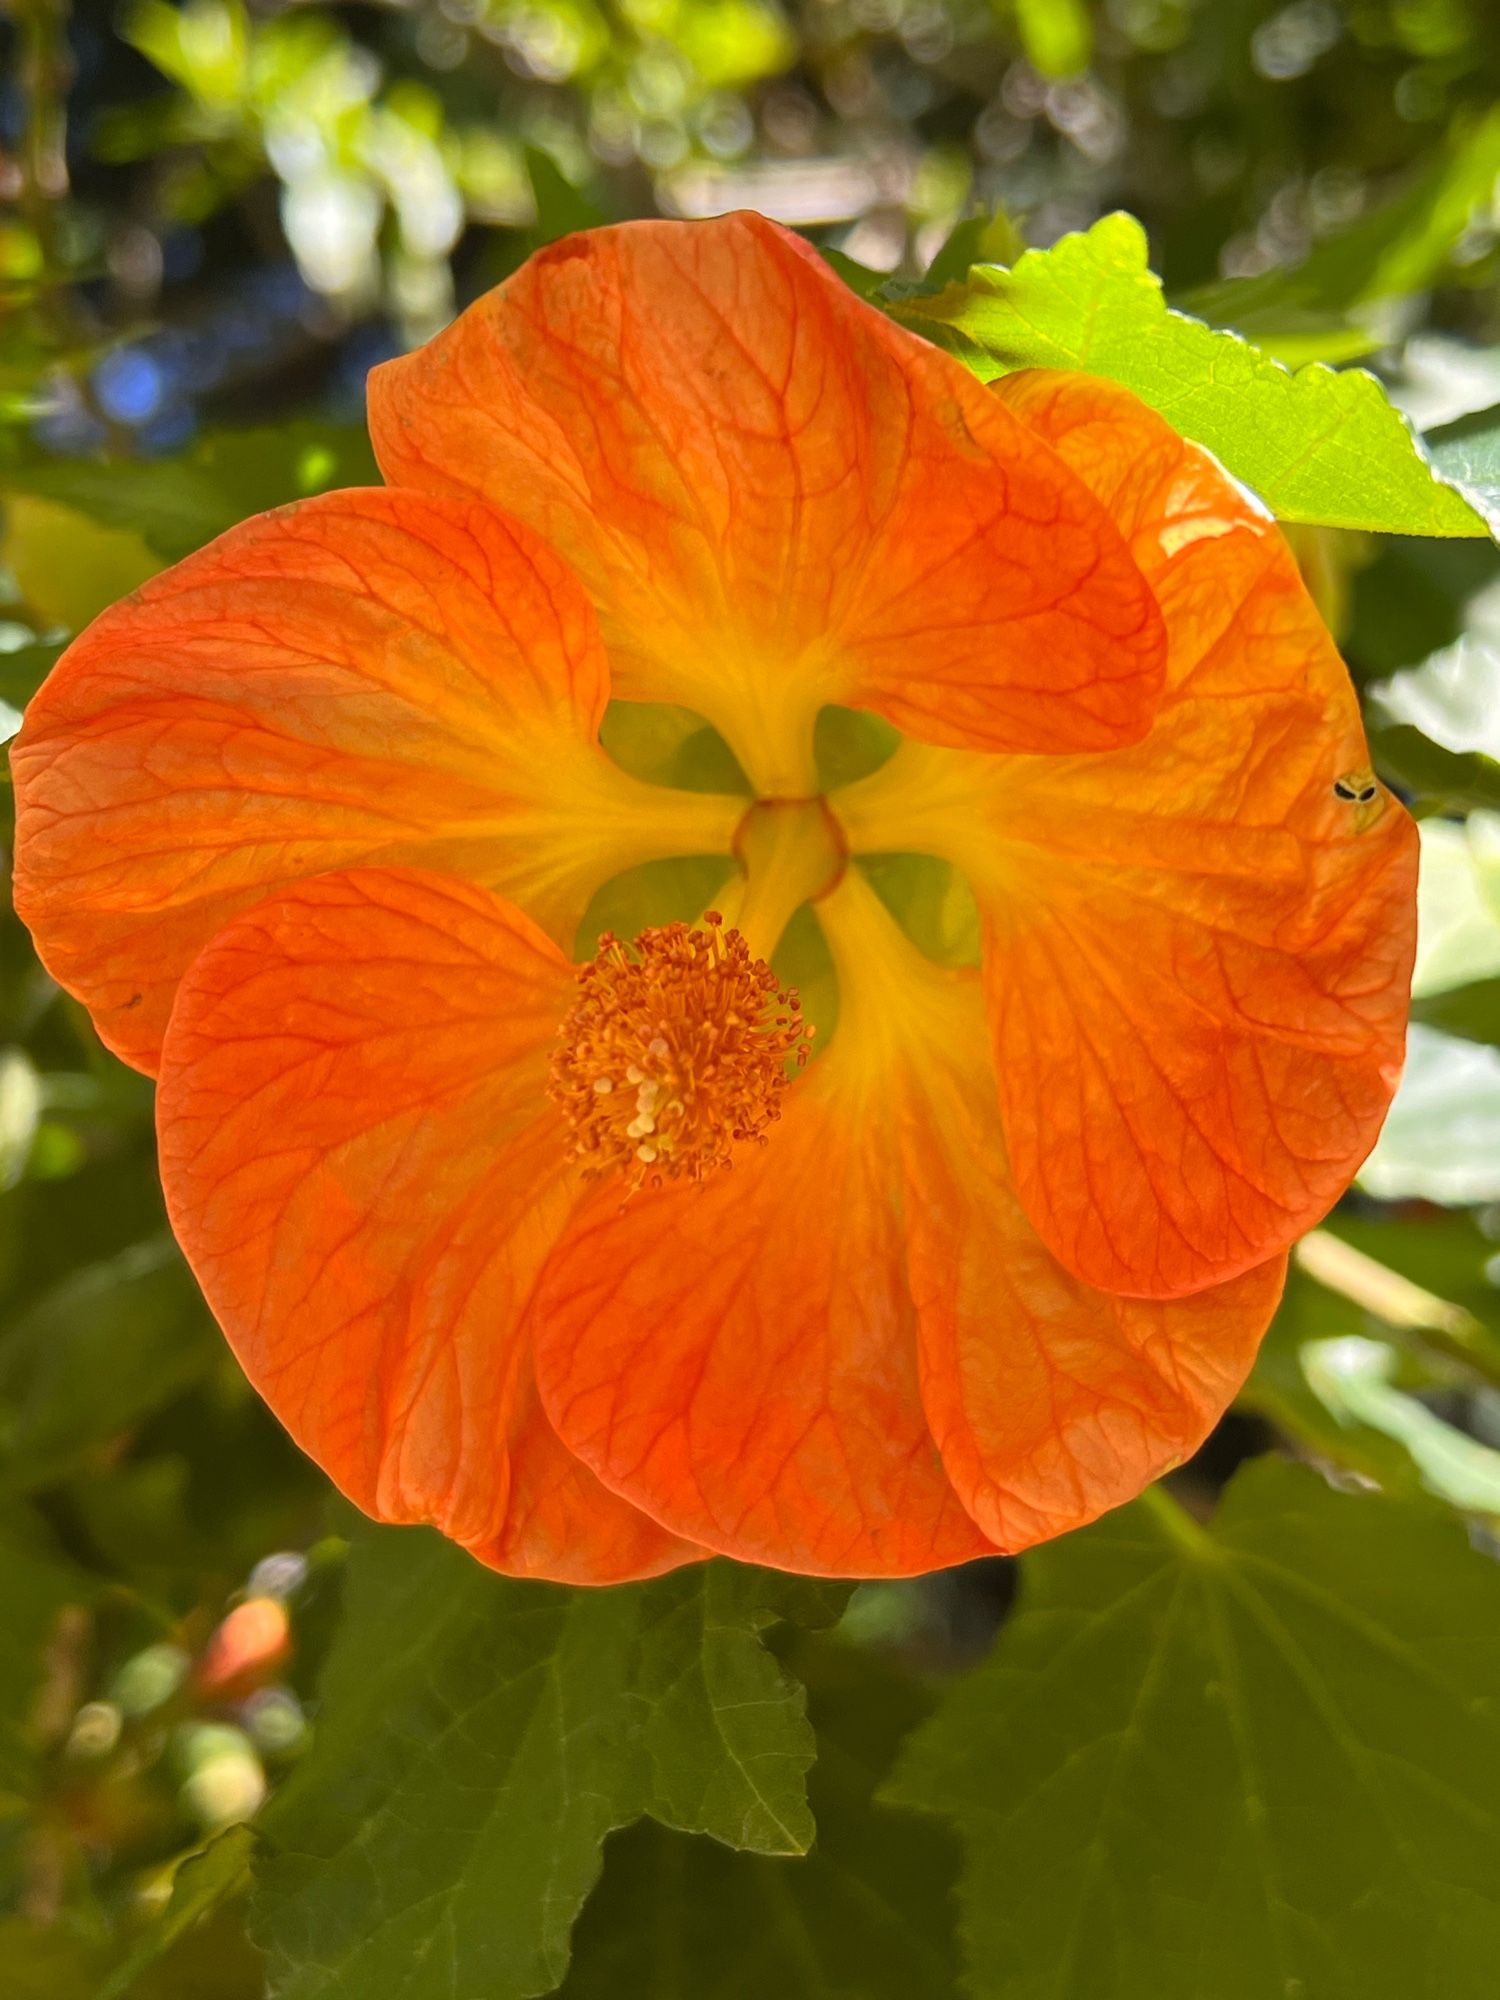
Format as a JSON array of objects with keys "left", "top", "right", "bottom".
[
  {"left": 1138, "top": 1479, "right": 1213, "bottom": 1556},
  {"left": 10, "top": 0, "right": 76, "bottom": 341},
  {"left": 717, "top": 797, "right": 845, "bottom": 961},
  {"left": 1294, "top": 1229, "right": 1500, "bottom": 1393}
]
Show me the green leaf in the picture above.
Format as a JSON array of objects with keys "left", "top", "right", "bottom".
[
  {"left": 1370, "top": 721, "right": 1500, "bottom": 814},
  {"left": 1360, "top": 1022, "right": 1500, "bottom": 1204},
  {"left": 887, "top": 1459, "right": 1500, "bottom": 2000},
  {"left": 859, "top": 853, "right": 982, "bottom": 968},
  {"left": 0, "top": 1499, "right": 94, "bottom": 1799},
  {"left": 1314, "top": 1209, "right": 1500, "bottom": 1377},
  {"left": 1411, "top": 816, "right": 1500, "bottom": 997},
  {"left": 893, "top": 214, "right": 1487, "bottom": 537},
  {"left": 0, "top": 643, "right": 63, "bottom": 732},
  {"left": 924, "top": 208, "right": 1025, "bottom": 290},
  {"left": 598, "top": 700, "right": 749, "bottom": 795},
  {"left": 1180, "top": 109, "right": 1500, "bottom": 350},
  {"left": 524, "top": 145, "right": 609, "bottom": 247},
  {"left": 0, "top": 1921, "right": 102, "bottom": 2000},
  {"left": 1304, "top": 1208, "right": 1500, "bottom": 1368},
  {"left": 252, "top": 1529, "right": 845, "bottom": 2000},
  {"left": 560, "top": 1636, "right": 960, "bottom": 1999},
  {"left": 4, "top": 424, "right": 378, "bottom": 568},
  {"left": 1427, "top": 401, "right": 1500, "bottom": 539},
  {"left": 1011, "top": 0, "right": 1090, "bottom": 78},
  {"left": 1375, "top": 628, "right": 1500, "bottom": 765},
  {"left": 0, "top": 1237, "right": 218, "bottom": 1490},
  {"left": 1412, "top": 976, "right": 1500, "bottom": 1046},
  {"left": 1402, "top": 813, "right": 1500, "bottom": 1045},
  {"left": 1239, "top": 1269, "right": 1429, "bottom": 1494},
  {"left": 1300, "top": 1334, "right": 1500, "bottom": 1514},
  {"left": 99, "top": 1827, "right": 255, "bottom": 2000}
]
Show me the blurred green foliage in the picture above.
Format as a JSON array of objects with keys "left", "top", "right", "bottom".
[{"left": 6, "top": 0, "right": 1500, "bottom": 1994}]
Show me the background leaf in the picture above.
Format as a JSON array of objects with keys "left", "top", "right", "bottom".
[
  {"left": 888, "top": 1459, "right": 1500, "bottom": 2000},
  {"left": 1178, "top": 110, "right": 1500, "bottom": 356},
  {"left": 560, "top": 1633, "right": 960, "bottom": 1999},
  {"left": 1360, "top": 1022, "right": 1500, "bottom": 1203},
  {"left": 1427, "top": 403, "right": 1500, "bottom": 539},
  {"left": 252, "top": 1528, "right": 844, "bottom": 2000}
]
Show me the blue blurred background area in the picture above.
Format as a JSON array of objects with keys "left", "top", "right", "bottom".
[{"left": 6, "top": 0, "right": 1500, "bottom": 454}]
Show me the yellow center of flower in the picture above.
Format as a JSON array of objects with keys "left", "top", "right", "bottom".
[{"left": 550, "top": 913, "right": 813, "bottom": 1185}]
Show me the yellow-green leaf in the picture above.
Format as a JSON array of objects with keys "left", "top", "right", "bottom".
[{"left": 894, "top": 214, "right": 1487, "bottom": 537}]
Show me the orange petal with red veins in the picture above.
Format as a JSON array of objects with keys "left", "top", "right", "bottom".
[
  {"left": 530, "top": 1057, "right": 996, "bottom": 1578},
  {"left": 13, "top": 488, "right": 728, "bottom": 1075},
  {"left": 898, "top": 371, "right": 1415, "bottom": 1299},
  {"left": 896, "top": 1001, "right": 1285, "bottom": 1549},
  {"left": 156, "top": 867, "right": 694, "bottom": 1584},
  {"left": 370, "top": 212, "right": 1165, "bottom": 781},
  {"left": 804, "top": 868, "right": 1282, "bottom": 1553}
]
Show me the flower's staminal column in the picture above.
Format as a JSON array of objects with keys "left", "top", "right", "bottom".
[
  {"left": 549, "top": 794, "right": 845, "bottom": 1186},
  {"left": 549, "top": 915, "right": 812, "bottom": 1185}
]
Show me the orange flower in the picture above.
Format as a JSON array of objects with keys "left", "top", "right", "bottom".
[{"left": 11, "top": 215, "right": 1416, "bottom": 1582}]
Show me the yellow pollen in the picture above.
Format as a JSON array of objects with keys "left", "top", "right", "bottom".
[{"left": 549, "top": 913, "right": 813, "bottom": 1186}]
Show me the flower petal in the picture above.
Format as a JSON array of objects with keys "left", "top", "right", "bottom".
[
  {"left": 156, "top": 866, "right": 693, "bottom": 1584},
  {"left": 370, "top": 213, "right": 1165, "bottom": 784},
  {"left": 13, "top": 488, "right": 737, "bottom": 1074},
  {"left": 837, "top": 372, "right": 1418, "bottom": 1299},
  {"left": 530, "top": 1051, "right": 996, "bottom": 1578},
  {"left": 897, "top": 999, "right": 1286, "bottom": 1549},
  {"left": 822, "top": 867, "right": 1282, "bottom": 1549}
]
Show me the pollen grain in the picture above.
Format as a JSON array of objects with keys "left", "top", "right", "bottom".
[{"left": 550, "top": 913, "right": 812, "bottom": 1185}]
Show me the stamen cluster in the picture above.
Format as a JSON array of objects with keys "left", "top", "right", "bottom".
[{"left": 550, "top": 913, "right": 812, "bottom": 1185}]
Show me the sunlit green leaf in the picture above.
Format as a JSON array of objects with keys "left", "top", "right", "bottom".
[
  {"left": 893, "top": 214, "right": 1486, "bottom": 536},
  {"left": 0, "top": 1050, "right": 42, "bottom": 1188},
  {"left": 252, "top": 1529, "right": 844, "bottom": 2000},
  {"left": 1010, "top": 0, "right": 1090, "bottom": 78},
  {"left": 888, "top": 1459, "right": 1500, "bottom": 2000}
]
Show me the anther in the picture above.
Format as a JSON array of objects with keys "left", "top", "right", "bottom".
[{"left": 548, "top": 916, "right": 814, "bottom": 1187}]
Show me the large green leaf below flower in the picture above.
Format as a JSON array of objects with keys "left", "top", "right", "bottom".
[
  {"left": 887, "top": 1458, "right": 1500, "bottom": 2000},
  {"left": 560, "top": 1635, "right": 960, "bottom": 1999}
]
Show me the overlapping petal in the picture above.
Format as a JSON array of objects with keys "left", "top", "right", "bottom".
[
  {"left": 529, "top": 1053, "right": 995, "bottom": 1577},
  {"left": 534, "top": 871, "right": 1285, "bottom": 1566},
  {"left": 155, "top": 866, "right": 694, "bottom": 1584},
  {"left": 894, "top": 977, "right": 1285, "bottom": 1549},
  {"left": 12, "top": 488, "right": 738, "bottom": 1073},
  {"left": 370, "top": 211, "right": 1166, "bottom": 786},
  {"left": 835, "top": 372, "right": 1418, "bottom": 1301}
]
